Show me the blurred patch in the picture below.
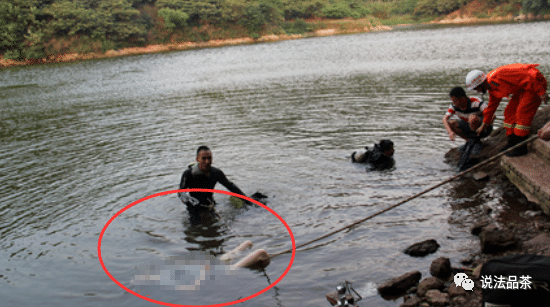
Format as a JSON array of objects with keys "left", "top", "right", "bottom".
[{"left": 131, "top": 252, "right": 233, "bottom": 291}]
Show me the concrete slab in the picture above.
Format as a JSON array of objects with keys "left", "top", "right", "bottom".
[{"left": 501, "top": 152, "right": 550, "bottom": 214}]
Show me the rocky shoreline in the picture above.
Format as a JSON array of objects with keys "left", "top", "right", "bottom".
[
  {"left": 375, "top": 106, "right": 550, "bottom": 307},
  {"left": 378, "top": 211, "right": 550, "bottom": 307}
]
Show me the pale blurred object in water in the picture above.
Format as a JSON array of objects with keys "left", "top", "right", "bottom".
[
  {"left": 220, "top": 240, "right": 254, "bottom": 261},
  {"left": 132, "top": 253, "right": 233, "bottom": 291}
]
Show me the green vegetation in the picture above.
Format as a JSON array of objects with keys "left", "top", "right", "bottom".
[
  {"left": 523, "top": 0, "right": 550, "bottom": 15},
  {"left": 0, "top": 0, "right": 546, "bottom": 61}
]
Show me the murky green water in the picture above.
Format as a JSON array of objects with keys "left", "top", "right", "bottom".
[{"left": 1, "top": 21, "right": 549, "bottom": 307}]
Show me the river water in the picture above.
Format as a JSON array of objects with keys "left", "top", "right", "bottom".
[{"left": 1, "top": 21, "right": 549, "bottom": 307}]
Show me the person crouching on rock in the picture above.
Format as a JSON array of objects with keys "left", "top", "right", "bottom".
[
  {"left": 178, "top": 146, "right": 247, "bottom": 224},
  {"left": 442, "top": 86, "right": 493, "bottom": 155},
  {"left": 351, "top": 140, "right": 395, "bottom": 171}
]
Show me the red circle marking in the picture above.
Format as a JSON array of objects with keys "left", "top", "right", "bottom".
[{"left": 98, "top": 189, "right": 296, "bottom": 306}]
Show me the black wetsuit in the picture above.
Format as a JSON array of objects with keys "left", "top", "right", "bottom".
[
  {"left": 351, "top": 140, "right": 395, "bottom": 171},
  {"left": 179, "top": 164, "right": 245, "bottom": 221},
  {"left": 364, "top": 146, "right": 395, "bottom": 171}
]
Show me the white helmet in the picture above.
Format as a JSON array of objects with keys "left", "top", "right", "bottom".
[{"left": 465, "top": 69, "right": 487, "bottom": 90}]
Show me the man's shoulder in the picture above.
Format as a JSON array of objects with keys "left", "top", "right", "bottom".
[
  {"left": 182, "top": 168, "right": 192, "bottom": 179},
  {"left": 183, "top": 163, "right": 194, "bottom": 172},
  {"left": 210, "top": 166, "right": 223, "bottom": 175}
]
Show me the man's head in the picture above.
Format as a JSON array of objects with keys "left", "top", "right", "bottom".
[
  {"left": 379, "top": 139, "right": 394, "bottom": 157},
  {"left": 465, "top": 69, "right": 488, "bottom": 93},
  {"left": 449, "top": 86, "right": 469, "bottom": 111},
  {"left": 196, "top": 146, "right": 212, "bottom": 173}
]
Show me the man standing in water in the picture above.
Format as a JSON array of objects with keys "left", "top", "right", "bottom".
[
  {"left": 465, "top": 63, "right": 549, "bottom": 156},
  {"left": 179, "top": 146, "right": 247, "bottom": 223}
]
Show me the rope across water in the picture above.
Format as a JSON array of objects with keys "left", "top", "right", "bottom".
[{"left": 268, "top": 135, "right": 538, "bottom": 259}]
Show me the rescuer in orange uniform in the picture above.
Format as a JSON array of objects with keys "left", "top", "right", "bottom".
[{"left": 465, "top": 63, "right": 549, "bottom": 156}]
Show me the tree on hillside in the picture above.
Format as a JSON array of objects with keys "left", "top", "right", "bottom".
[
  {"left": 282, "top": 0, "right": 328, "bottom": 19},
  {"left": 392, "top": 0, "right": 418, "bottom": 15},
  {"left": 523, "top": 0, "right": 549, "bottom": 14},
  {"left": 239, "top": 0, "right": 284, "bottom": 37},
  {"left": 173, "top": 0, "right": 224, "bottom": 26},
  {"left": 0, "top": 1, "right": 48, "bottom": 60},
  {"left": 41, "top": 0, "right": 146, "bottom": 45},
  {"left": 130, "top": 0, "right": 157, "bottom": 8},
  {"left": 414, "top": 0, "right": 467, "bottom": 16},
  {"left": 158, "top": 8, "right": 189, "bottom": 29},
  {"left": 156, "top": 0, "right": 187, "bottom": 10},
  {"left": 0, "top": 2, "right": 29, "bottom": 58}
]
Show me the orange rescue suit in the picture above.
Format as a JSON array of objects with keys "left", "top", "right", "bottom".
[{"left": 482, "top": 63, "right": 547, "bottom": 136}]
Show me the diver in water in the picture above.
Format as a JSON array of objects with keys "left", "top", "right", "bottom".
[
  {"left": 351, "top": 139, "right": 395, "bottom": 171},
  {"left": 179, "top": 146, "right": 247, "bottom": 224}
]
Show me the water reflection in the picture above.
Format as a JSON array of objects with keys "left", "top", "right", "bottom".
[
  {"left": 182, "top": 214, "right": 228, "bottom": 253},
  {"left": 447, "top": 177, "right": 489, "bottom": 210}
]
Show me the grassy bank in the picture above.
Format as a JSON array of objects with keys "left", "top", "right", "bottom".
[{"left": 0, "top": 13, "right": 546, "bottom": 69}]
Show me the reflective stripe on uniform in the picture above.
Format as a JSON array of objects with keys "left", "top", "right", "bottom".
[{"left": 515, "top": 124, "right": 530, "bottom": 131}]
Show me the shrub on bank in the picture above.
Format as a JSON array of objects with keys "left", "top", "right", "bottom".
[{"left": 282, "top": 19, "right": 311, "bottom": 34}]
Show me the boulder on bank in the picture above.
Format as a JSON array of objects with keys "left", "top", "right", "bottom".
[
  {"left": 400, "top": 295, "right": 422, "bottom": 307},
  {"left": 447, "top": 283, "right": 467, "bottom": 298},
  {"left": 430, "top": 257, "right": 452, "bottom": 280},
  {"left": 479, "top": 225, "right": 518, "bottom": 254},
  {"left": 523, "top": 233, "right": 550, "bottom": 256},
  {"left": 377, "top": 271, "right": 422, "bottom": 297},
  {"left": 403, "top": 239, "right": 440, "bottom": 257},
  {"left": 471, "top": 221, "right": 490, "bottom": 236},
  {"left": 425, "top": 289, "right": 450, "bottom": 306},
  {"left": 417, "top": 276, "right": 445, "bottom": 297}
]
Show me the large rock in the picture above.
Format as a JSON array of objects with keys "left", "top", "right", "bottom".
[
  {"left": 378, "top": 271, "right": 422, "bottom": 297},
  {"left": 429, "top": 257, "right": 452, "bottom": 280},
  {"left": 471, "top": 221, "right": 491, "bottom": 236},
  {"left": 451, "top": 295, "right": 468, "bottom": 305},
  {"left": 416, "top": 276, "right": 445, "bottom": 297},
  {"left": 522, "top": 233, "right": 550, "bottom": 256},
  {"left": 400, "top": 295, "right": 422, "bottom": 307},
  {"left": 403, "top": 239, "right": 440, "bottom": 257},
  {"left": 479, "top": 226, "right": 518, "bottom": 254},
  {"left": 447, "top": 283, "right": 467, "bottom": 298},
  {"left": 425, "top": 289, "right": 450, "bottom": 307}
]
